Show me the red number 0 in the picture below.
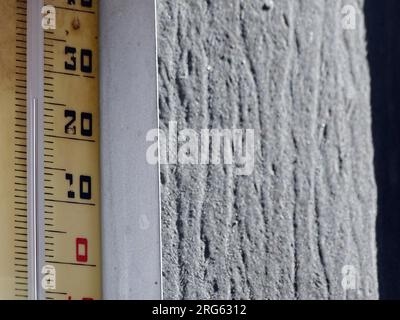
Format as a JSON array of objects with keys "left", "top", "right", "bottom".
[{"left": 76, "top": 238, "right": 88, "bottom": 263}]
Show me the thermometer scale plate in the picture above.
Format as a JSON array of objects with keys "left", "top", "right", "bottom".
[
  {"left": 0, "top": 0, "right": 28, "bottom": 300},
  {"left": 0, "top": 0, "right": 101, "bottom": 300}
]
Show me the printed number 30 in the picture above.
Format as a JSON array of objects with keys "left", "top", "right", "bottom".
[{"left": 65, "top": 46, "right": 93, "bottom": 73}]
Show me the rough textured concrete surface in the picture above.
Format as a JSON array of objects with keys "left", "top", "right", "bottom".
[{"left": 157, "top": 0, "right": 378, "bottom": 299}]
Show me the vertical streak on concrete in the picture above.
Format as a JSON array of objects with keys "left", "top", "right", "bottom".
[
  {"left": 158, "top": 0, "right": 378, "bottom": 299},
  {"left": 100, "top": 1, "right": 161, "bottom": 299}
]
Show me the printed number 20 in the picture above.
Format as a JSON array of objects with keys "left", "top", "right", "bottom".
[{"left": 65, "top": 110, "right": 93, "bottom": 137}]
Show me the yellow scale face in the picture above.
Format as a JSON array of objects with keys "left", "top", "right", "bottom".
[{"left": 0, "top": 0, "right": 101, "bottom": 300}]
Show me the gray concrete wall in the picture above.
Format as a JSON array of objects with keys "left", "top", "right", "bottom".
[{"left": 158, "top": 0, "right": 378, "bottom": 299}]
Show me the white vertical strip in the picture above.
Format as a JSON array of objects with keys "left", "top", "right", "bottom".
[
  {"left": 99, "top": 0, "right": 162, "bottom": 299},
  {"left": 27, "top": 0, "right": 45, "bottom": 300}
]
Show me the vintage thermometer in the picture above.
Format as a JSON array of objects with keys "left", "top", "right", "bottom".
[{"left": 0, "top": 0, "right": 101, "bottom": 300}]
